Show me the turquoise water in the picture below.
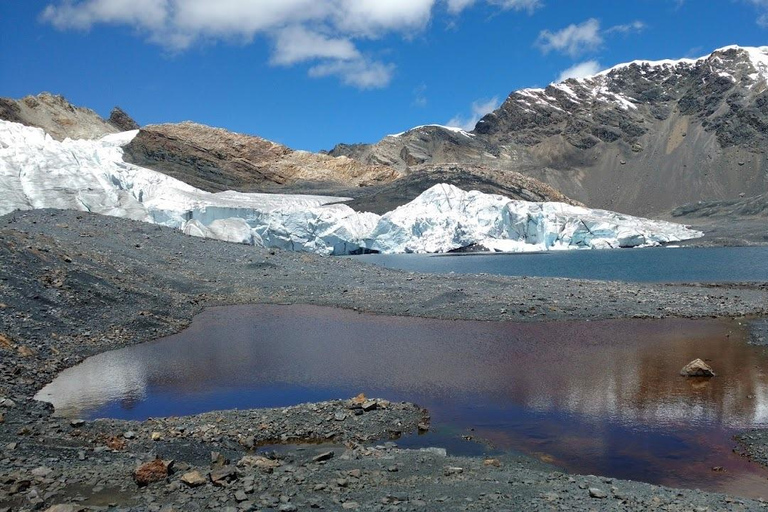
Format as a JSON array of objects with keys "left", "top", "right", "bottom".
[{"left": 351, "top": 246, "right": 768, "bottom": 283}]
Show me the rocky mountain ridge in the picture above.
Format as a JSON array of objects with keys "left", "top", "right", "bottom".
[
  {"left": 0, "top": 92, "right": 137, "bottom": 141},
  {"left": 330, "top": 45, "right": 768, "bottom": 216}
]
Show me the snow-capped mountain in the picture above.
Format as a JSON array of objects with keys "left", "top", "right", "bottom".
[
  {"left": 330, "top": 46, "right": 768, "bottom": 217},
  {"left": 0, "top": 120, "right": 701, "bottom": 255}
]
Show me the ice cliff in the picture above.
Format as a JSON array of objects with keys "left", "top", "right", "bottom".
[{"left": 0, "top": 120, "right": 702, "bottom": 255}]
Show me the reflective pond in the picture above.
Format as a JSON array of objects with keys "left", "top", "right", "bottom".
[{"left": 37, "top": 305, "right": 768, "bottom": 498}]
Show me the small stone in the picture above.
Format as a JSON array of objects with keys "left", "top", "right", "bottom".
[
  {"left": 417, "top": 422, "right": 430, "bottom": 432},
  {"left": 334, "top": 411, "right": 347, "bottom": 421},
  {"left": 70, "top": 419, "right": 85, "bottom": 428},
  {"left": 17, "top": 345, "right": 35, "bottom": 357},
  {"left": 240, "top": 436, "right": 255, "bottom": 450},
  {"left": 123, "top": 431, "right": 136, "bottom": 440},
  {"left": 180, "top": 470, "right": 207, "bottom": 487},
  {"left": 312, "top": 451, "right": 334, "bottom": 463},
  {"left": 483, "top": 459, "right": 501, "bottom": 467},
  {"left": 151, "top": 432, "right": 162, "bottom": 441},
  {"left": 31, "top": 466, "right": 53, "bottom": 477},
  {"left": 361, "top": 400, "right": 378, "bottom": 412},
  {"left": 43, "top": 506, "right": 78, "bottom": 512},
  {"left": 342, "top": 502, "right": 359, "bottom": 509},
  {"left": 444, "top": 466, "right": 463, "bottom": 476},
  {"left": 278, "top": 505, "right": 297, "bottom": 512},
  {"left": 0, "top": 398, "right": 16, "bottom": 408},
  {"left": 351, "top": 393, "right": 366, "bottom": 405},
  {"left": 210, "top": 466, "right": 238, "bottom": 486},
  {"left": 589, "top": 488, "right": 608, "bottom": 499},
  {"left": 234, "top": 490, "right": 248, "bottom": 502},
  {"left": 680, "top": 358, "right": 716, "bottom": 377}
]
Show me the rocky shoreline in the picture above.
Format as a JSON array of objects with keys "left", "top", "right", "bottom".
[{"left": 2, "top": 209, "right": 768, "bottom": 510}]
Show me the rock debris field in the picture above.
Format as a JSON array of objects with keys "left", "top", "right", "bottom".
[{"left": 2, "top": 209, "right": 768, "bottom": 511}]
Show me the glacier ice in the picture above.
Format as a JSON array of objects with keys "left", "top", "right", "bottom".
[{"left": 0, "top": 120, "right": 702, "bottom": 255}]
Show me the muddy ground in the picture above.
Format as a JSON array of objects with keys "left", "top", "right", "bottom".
[{"left": 2, "top": 209, "right": 768, "bottom": 511}]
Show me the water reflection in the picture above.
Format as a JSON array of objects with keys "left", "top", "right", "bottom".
[{"left": 36, "top": 305, "right": 768, "bottom": 498}]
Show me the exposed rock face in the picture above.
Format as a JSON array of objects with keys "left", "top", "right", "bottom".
[
  {"left": 671, "top": 192, "right": 768, "bottom": 219},
  {"left": 680, "top": 359, "right": 716, "bottom": 377},
  {"left": 108, "top": 106, "right": 139, "bottom": 131},
  {"left": 0, "top": 92, "right": 126, "bottom": 141},
  {"left": 344, "top": 163, "right": 580, "bottom": 214},
  {"left": 122, "top": 122, "right": 402, "bottom": 193},
  {"left": 330, "top": 46, "right": 768, "bottom": 216}
]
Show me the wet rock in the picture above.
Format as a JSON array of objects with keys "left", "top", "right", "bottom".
[
  {"left": 134, "top": 458, "right": 169, "bottom": 486},
  {"left": 680, "top": 358, "right": 716, "bottom": 377},
  {"left": 180, "top": 470, "right": 207, "bottom": 487}
]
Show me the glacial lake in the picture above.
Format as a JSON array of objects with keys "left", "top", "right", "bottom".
[
  {"left": 350, "top": 246, "right": 768, "bottom": 283},
  {"left": 37, "top": 305, "right": 768, "bottom": 499}
]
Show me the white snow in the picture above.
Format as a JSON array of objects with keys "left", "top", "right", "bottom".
[
  {"left": 388, "top": 124, "right": 475, "bottom": 138},
  {"left": 0, "top": 120, "right": 702, "bottom": 255},
  {"left": 363, "top": 184, "right": 699, "bottom": 254}
]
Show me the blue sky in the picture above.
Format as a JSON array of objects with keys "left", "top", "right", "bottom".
[{"left": 1, "top": 1, "right": 767, "bottom": 151}]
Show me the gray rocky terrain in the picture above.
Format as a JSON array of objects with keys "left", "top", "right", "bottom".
[
  {"left": 1, "top": 209, "right": 768, "bottom": 510},
  {"left": 330, "top": 46, "right": 768, "bottom": 217},
  {"left": 0, "top": 93, "right": 137, "bottom": 141}
]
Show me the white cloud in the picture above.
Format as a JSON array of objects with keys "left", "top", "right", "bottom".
[
  {"left": 41, "top": 0, "right": 537, "bottom": 89},
  {"left": 536, "top": 18, "right": 646, "bottom": 57},
  {"left": 604, "top": 20, "right": 646, "bottom": 35},
  {"left": 557, "top": 60, "right": 602, "bottom": 81},
  {"left": 308, "top": 59, "right": 396, "bottom": 89},
  {"left": 446, "top": 96, "right": 501, "bottom": 131},
  {"left": 536, "top": 18, "right": 602, "bottom": 57},
  {"left": 745, "top": 0, "right": 768, "bottom": 27},
  {"left": 271, "top": 26, "right": 359, "bottom": 65},
  {"left": 446, "top": 0, "right": 542, "bottom": 14}
]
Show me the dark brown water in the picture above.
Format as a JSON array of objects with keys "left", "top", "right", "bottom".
[{"left": 36, "top": 305, "right": 768, "bottom": 498}]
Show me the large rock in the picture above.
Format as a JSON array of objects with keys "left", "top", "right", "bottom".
[
  {"left": 133, "top": 458, "right": 170, "bottom": 486},
  {"left": 680, "top": 358, "right": 716, "bottom": 377}
]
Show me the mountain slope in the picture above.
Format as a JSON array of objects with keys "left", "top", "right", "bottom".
[
  {"left": 330, "top": 46, "right": 768, "bottom": 216},
  {"left": 0, "top": 92, "right": 137, "bottom": 141},
  {"left": 122, "top": 122, "right": 403, "bottom": 193}
]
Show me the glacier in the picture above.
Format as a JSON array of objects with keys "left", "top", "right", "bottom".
[{"left": 0, "top": 119, "right": 702, "bottom": 255}]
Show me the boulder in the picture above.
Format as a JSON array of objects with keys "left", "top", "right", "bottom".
[
  {"left": 680, "top": 358, "right": 716, "bottom": 377},
  {"left": 180, "top": 470, "right": 207, "bottom": 487},
  {"left": 133, "top": 458, "right": 170, "bottom": 486}
]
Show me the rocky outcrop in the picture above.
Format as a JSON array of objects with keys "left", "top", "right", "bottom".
[
  {"left": 344, "top": 163, "right": 580, "bottom": 214},
  {"left": 122, "top": 122, "right": 402, "bottom": 193},
  {"left": 108, "top": 107, "right": 139, "bottom": 131},
  {"left": 0, "top": 92, "right": 129, "bottom": 141},
  {"left": 330, "top": 46, "right": 768, "bottom": 217}
]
